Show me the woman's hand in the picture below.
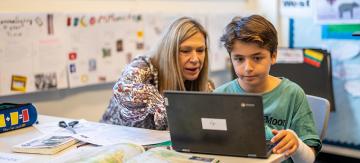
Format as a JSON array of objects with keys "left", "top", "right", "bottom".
[{"left": 271, "top": 129, "right": 299, "bottom": 156}]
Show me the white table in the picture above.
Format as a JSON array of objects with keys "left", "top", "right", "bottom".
[
  {"left": 0, "top": 115, "right": 285, "bottom": 163},
  {"left": 322, "top": 144, "right": 360, "bottom": 159}
]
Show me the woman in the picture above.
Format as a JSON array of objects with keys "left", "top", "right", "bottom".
[{"left": 101, "top": 17, "right": 213, "bottom": 130}]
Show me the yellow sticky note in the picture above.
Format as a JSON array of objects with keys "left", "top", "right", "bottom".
[
  {"left": 0, "top": 114, "right": 5, "bottom": 127},
  {"left": 137, "top": 31, "right": 144, "bottom": 38},
  {"left": 10, "top": 112, "right": 19, "bottom": 125}
]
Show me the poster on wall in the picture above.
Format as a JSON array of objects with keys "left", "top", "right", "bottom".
[
  {"left": 0, "top": 13, "right": 68, "bottom": 96},
  {"left": 315, "top": 0, "right": 360, "bottom": 24},
  {"left": 65, "top": 13, "right": 145, "bottom": 88}
]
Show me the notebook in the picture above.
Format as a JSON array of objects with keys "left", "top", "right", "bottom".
[
  {"left": 12, "top": 134, "right": 78, "bottom": 155},
  {"left": 164, "top": 91, "right": 274, "bottom": 158}
]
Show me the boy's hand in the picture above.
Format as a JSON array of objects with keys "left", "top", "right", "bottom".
[{"left": 271, "top": 129, "right": 299, "bottom": 156}]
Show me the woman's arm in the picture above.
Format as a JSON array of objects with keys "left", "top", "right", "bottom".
[
  {"left": 107, "top": 57, "right": 167, "bottom": 130},
  {"left": 114, "top": 81, "right": 167, "bottom": 130}
]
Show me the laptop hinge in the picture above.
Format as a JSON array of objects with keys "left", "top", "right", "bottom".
[
  {"left": 247, "top": 154, "right": 257, "bottom": 157},
  {"left": 181, "top": 149, "right": 191, "bottom": 152}
]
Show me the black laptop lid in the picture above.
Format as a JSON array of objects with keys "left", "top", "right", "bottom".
[{"left": 164, "top": 91, "right": 270, "bottom": 158}]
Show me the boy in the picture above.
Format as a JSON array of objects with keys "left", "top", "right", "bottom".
[{"left": 215, "top": 15, "right": 321, "bottom": 163}]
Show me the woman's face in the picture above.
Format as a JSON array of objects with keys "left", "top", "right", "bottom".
[{"left": 178, "top": 32, "right": 206, "bottom": 81}]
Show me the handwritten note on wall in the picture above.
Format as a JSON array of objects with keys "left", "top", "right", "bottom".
[{"left": 0, "top": 14, "right": 67, "bottom": 96}]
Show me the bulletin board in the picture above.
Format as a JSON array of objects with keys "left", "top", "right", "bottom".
[{"left": 0, "top": 12, "right": 234, "bottom": 96}]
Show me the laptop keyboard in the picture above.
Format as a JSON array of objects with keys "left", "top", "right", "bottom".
[{"left": 266, "top": 140, "right": 276, "bottom": 152}]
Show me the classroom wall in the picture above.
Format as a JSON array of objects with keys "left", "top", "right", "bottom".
[{"left": 0, "top": 0, "right": 281, "bottom": 122}]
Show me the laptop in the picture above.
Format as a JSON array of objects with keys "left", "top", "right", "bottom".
[{"left": 164, "top": 91, "right": 274, "bottom": 158}]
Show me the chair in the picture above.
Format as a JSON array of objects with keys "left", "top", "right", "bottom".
[{"left": 306, "top": 95, "right": 330, "bottom": 140}]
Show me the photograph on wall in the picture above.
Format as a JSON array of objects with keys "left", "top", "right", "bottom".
[{"left": 34, "top": 72, "right": 57, "bottom": 90}]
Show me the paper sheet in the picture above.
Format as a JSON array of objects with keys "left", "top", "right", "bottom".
[
  {"left": 71, "top": 121, "right": 170, "bottom": 146},
  {"left": 0, "top": 152, "right": 32, "bottom": 163},
  {"left": 276, "top": 48, "right": 304, "bottom": 63},
  {"left": 66, "top": 13, "right": 143, "bottom": 88},
  {"left": 0, "top": 13, "right": 68, "bottom": 96},
  {"left": 33, "top": 119, "right": 87, "bottom": 136},
  {"left": 34, "top": 119, "right": 170, "bottom": 146}
]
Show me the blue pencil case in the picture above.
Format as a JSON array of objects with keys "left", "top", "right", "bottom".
[{"left": 0, "top": 103, "right": 38, "bottom": 133}]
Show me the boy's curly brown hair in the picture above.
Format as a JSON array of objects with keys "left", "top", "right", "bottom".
[{"left": 220, "top": 15, "right": 278, "bottom": 55}]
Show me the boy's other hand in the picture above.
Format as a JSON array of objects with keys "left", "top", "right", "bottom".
[{"left": 271, "top": 129, "right": 299, "bottom": 156}]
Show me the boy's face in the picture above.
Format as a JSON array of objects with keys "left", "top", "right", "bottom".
[{"left": 230, "top": 40, "right": 276, "bottom": 89}]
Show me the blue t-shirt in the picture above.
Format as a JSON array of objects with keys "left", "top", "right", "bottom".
[{"left": 215, "top": 78, "right": 322, "bottom": 162}]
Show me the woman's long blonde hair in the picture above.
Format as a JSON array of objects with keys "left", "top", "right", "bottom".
[{"left": 150, "top": 17, "right": 209, "bottom": 94}]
